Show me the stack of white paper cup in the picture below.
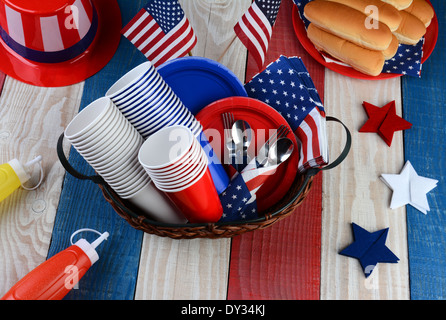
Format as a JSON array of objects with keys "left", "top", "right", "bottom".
[
  {"left": 64, "top": 97, "right": 187, "bottom": 224},
  {"left": 138, "top": 125, "right": 223, "bottom": 223},
  {"left": 106, "top": 61, "right": 230, "bottom": 194},
  {"left": 105, "top": 61, "right": 202, "bottom": 139}
]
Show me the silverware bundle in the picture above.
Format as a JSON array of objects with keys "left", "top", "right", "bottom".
[{"left": 222, "top": 113, "right": 294, "bottom": 172}]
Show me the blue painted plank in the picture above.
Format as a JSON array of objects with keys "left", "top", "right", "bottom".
[
  {"left": 402, "top": 0, "right": 446, "bottom": 300},
  {"left": 47, "top": 0, "right": 147, "bottom": 300}
]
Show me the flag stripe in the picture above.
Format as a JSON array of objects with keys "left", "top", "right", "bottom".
[
  {"left": 135, "top": 23, "right": 162, "bottom": 51},
  {"left": 234, "top": 17, "right": 266, "bottom": 69},
  {"left": 121, "top": 1, "right": 197, "bottom": 67},
  {"left": 306, "top": 110, "right": 322, "bottom": 159},
  {"left": 234, "top": 0, "right": 281, "bottom": 69},
  {"left": 251, "top": 2, "right": 273, "bottom": 41},
  {"left": 122, "top": 9, "right": 148, "bottom": 36},
  {"left": 244, "top": 6, "right": 270, "bottom": 53},
  {"left": 144, "top": 16, "right": 191, "bottom": 63},
  {"left": 238, "top": 14, "right": 267, "bottom": 56},
  {"left": 152, "top": 29, "right": 196, "bottom": 66}
]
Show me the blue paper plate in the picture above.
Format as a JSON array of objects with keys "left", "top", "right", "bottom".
[{"left": 157, "top": 56, "right": 247, "bottom": 115}]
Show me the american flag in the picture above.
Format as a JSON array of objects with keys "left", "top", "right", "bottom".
[
  {"left": 219, "top": 174, "right": 259, "bottom": 222},
  {"left": 234, "top": 0, "right": 282, "bottom": 70},
  {"left": 294, "top": 0, "right": 424, "bottom": 77},
  {"left": 219, "top": 159, "right": 278, "bottom": 222},
  {"left": 121, "top": 0, "right": 197, "bottom": 67},
  {"left": 245, "top": 56, "right": 328, "bottom": 172}
]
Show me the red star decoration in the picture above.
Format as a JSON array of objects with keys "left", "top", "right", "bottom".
[{"left": 359, "top": 101, "right": 412, "bottom": 146}]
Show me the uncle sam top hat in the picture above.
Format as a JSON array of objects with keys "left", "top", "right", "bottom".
[{"left": 0, "top": 0, "right": 121, "bottom": 87}]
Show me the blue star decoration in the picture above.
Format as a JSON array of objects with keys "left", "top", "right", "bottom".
[{"left": 339, "top": 223, "right": 399, "bottom": 278}]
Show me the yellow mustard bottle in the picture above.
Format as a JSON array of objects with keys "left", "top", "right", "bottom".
[{"left": 0, "top": 156, "right": 42, "bottom": 203}]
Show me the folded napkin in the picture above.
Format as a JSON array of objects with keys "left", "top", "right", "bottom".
[
  {"left": 245, "top": 55, "right": 328, "bottom": 172},
  {"left": 219, "top": 159, "right": 280, "bottom": 222},
  {"left": 293, "top": 0, "right": 424, "bottom": 77},
  {"left": 339, "top": 223, "right": 399, "bottom": 278}
]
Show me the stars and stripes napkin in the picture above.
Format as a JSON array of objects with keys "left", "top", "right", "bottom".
[
  {"left": 121, "top": 0, "right": 197, "bottom": 68},
  {"left": 245, "top": 55, "right": 328, "bottom": 173},
  {"left": 293, "top": 0, "right": 425, "bottom": 77},
  {"left": 219, "top": 159, "right": 280, "bottom": 222}
]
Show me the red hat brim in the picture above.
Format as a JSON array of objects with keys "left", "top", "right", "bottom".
[{"left": 0, "top": 0, "right": 122, "bottom": 87}]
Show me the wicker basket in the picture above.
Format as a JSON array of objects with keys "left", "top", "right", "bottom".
[{"left": 57, "top": 116, "right": 350, "bottom": 239}]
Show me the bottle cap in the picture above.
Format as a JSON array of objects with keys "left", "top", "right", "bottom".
[
  {"left": 8, "top": 156, "right": 43, "bottom": 190},
  {"left": 7, "top": 159, "right": 31, "bottom": 184},
  {"left": 70, "top": 229, "right": 110, "bottom": 266}
]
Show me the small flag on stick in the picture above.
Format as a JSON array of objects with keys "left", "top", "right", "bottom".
[
  {"left": 122, "top": 0, "right": 197, "bottom": 67},
  {"left": 234, "top": 0, "right": 282, "bottom": 70}
]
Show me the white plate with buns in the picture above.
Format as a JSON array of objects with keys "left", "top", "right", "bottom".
[{"left": 292, "top": 0, "right": 438, "bottom": 80}]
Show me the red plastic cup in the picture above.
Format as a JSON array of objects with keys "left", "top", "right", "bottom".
[{"left": 158, "top": 167, "right": 223, "bottom": 223}]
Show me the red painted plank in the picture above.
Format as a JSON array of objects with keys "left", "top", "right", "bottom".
[
  {"left": 227, "top": 0, "right": 325, "bottom": 300},
  {"left": 0, "top": 72, "right": 5, "bottom": 96}
]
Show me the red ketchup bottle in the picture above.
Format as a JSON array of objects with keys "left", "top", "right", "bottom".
[{"left": 1, "top": 229, "right": 109, "bottom": 300}]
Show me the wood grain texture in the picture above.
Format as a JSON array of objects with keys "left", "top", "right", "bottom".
[
  {"left": 321, "top": 73, "right": 410, "bottom": 299},
  {"left": 402, "top": 0, "right": 445, "bottom": 300},
  {"left": 45, "top": 0, "right": 148, "bottom": 300},
  {"left": 0, "top": 77, "right": 84, "bottom": 295},
  {"left": 133, "top": 0, "right": 251, "bottom": 300},
  {"left": 227, "top": 0, "right": 324, "bottom": 300}
]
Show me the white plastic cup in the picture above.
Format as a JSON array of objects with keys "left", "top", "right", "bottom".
[
  {"left": 111, "top": 171, "right": 151, "bottom": 196},
  {"left": 72, "top": 109, "right": 122, "bottom": 152},
  {"left": 152, "top": 151, "right": 208, "bottom": 190},
  {"left": 106, "top": 61, "right": 155, "bottom": 101},
  {"left": 121, "top": 83, "right": 170, "bottom": 122},
  {"left": 75, "top": 114, "right": 129, "bottom": 158},
  {"left": 146, "top": 139, "right": 201, "bottom": 177},
  {"left": 82, "top": 127, "right": 140, "bottom": 168},
  {"left": 116, "top": 75, "right": 165, "bottom": 112},
  {"left": 138, "top": 125, "right": 195, "bottom": 170},
  {"left": 65, "top": 97, "right": 115, "bottom": 142},
  {"left": 122, "top": 181, "right": 188, "bottom": 224},
  {"left": 130, "top": 90, "right": 180, "bottom": 132},
  {"left": 141, "top": 101, "right": 189, "bottom": 138},
  {"left": 154, "top": 160, "right": 208, "bottom": 194},
  {"left": 148, "top": 147, "right": 205, "bottom": 185}
]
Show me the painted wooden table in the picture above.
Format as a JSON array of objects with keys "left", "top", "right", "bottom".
[{"left": 0, "top": 0, "right": 444, "bottom": 301}]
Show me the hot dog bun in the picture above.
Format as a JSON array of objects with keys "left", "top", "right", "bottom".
[
  {"left": 304, "top": 0, "right": 393, "bottom": 51},
  {"left": 404, "top": 0, "right": 434, "bottom": 27},
  {"left": 324, "top": 0, "right": 402, "bottom": 31},
  {"left": 381, "top": 0, "right": 413, "bottom": 10},
  {"left": 307, "top": 23, "right": 385, "bottom": 76},
  {"left": 393, "top": 10, "right": 427, "bottom": 45},
  {"left": 382, "top": 34, "right": 399, "bottom": 59}
]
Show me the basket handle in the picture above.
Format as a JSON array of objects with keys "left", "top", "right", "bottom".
[
  {"left": 57, "top": 133, "right": 105, "bottom": 185},
  {"left": 305, "top": 116, "right": 352, "bottom": 177}
]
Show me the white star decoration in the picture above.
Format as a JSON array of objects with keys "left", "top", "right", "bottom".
[{"left": 380, "top": 161, "right": 438, "bottom": 214}]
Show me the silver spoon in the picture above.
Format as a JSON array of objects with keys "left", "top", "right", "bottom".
[
  {"left": 265, "top": 137, "right": 294, "bottom": 167},
  {"left": 232, "top": 120, "right": 252, "bottom": 170}
]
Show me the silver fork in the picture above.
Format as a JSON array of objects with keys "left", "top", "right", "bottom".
[
  {"left": 256, "top": 124, "right": 290, "bottom": 167},
  {"left": 222, "top": 112, "right": 236, "bottom": 166}
]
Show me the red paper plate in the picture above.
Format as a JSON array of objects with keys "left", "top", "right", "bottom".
[
  {"left": 195, "top": 97, "right": 299, "bottom": 212},
  {"left": 292, "top": 1, "right": 439, "bottom": 80}
]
